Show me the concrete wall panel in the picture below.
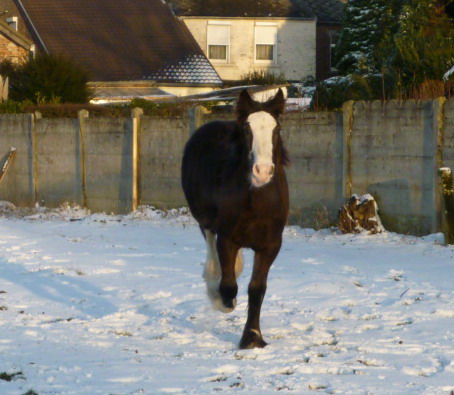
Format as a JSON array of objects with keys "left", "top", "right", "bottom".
[
  {"left": 0, "top": 114, "right": 34, "bottom": 206},
  {"left": 83, "top": 117, "right": 133, "bottom": 214},
  {"left": 35, "top": 117, "right": 82, "bottom": 207},
  {"left": 140, "top": 117, "right": 189, "bottom": 208}
]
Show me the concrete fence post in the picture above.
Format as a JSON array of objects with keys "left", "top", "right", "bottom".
[
  {"left": 188, "top": 105, "right": 208, "bottom": 135},
  {"left": 342, "top": 101, "right": 354, "bottom": 199},
  {"left": 78, "top": 109, "right": 89, "bottom": 208},
  {"left": 131, "top": 107, "right": 143, "bottom": 211},
  {"left": 434, "top": 97, "right": 447, "bottom": 233},
  {"left": 32, "top": 111, "right": 42, "bottom": 204}
]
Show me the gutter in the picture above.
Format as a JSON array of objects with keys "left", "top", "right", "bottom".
[{"left": 14, "top": 0, "right": 48, "bottom": 53}]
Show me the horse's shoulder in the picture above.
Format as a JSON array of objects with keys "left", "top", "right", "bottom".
[{"left": 195, "top": 120, "right": 238, "bottom": 137}]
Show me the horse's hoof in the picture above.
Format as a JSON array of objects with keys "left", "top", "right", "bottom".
[
  {"left": 211, "top": 296, "right": 237, "bottom": 313},
  {"left": 239, "top": 329, "right": 268, "bottom": 349}
]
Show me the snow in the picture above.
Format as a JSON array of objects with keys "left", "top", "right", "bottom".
[
  {"left": 1, "top": 204, "right": 454, "bottom": 394},
  {"left": 444, "top": 65, "right": 454, "bottom": 81}
]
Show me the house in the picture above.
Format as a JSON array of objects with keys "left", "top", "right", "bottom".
[
  {"left": 301, "top": 0, "right": 345, "bottom": 81},
  {"left": 169, "top": 0, "right": 344, "bottom": 83},
  {"left": 0, "top": 0, "right": 34, "bottom": 99},
  {"left": 0, "top": 0, "right": 222, "bottom": 101}
]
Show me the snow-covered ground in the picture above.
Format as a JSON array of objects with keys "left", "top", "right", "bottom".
[{"left": 0, "top": 204, "right": 454, "bottom": 394}]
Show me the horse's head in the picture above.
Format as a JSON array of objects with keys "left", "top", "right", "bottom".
[{"left": 237, "top": 88, "right": 286, "bottom": 188}]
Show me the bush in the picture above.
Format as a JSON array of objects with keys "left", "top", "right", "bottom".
[
  {"left": 9, "top": 54, "right": 92, "bottom": 104},
  {"left": 0, "top": 100, "right": 30, "bottom": 114},
  {"left": 311, "top": 73, "right": 397, "bottom": 110},
  {"left": 236, "top": 69, "right": 287, "bottom": 86}
]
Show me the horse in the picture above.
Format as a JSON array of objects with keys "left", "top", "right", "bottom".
[{"left": 181, "top": 88, "right": 289, "bottom": 349}]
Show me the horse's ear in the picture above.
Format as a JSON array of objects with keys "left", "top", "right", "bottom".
[
  {"left": 266, "top": 88, "right": 286, "bottom": 118},
  {"left": 237, "top": 89, "right": 255, "bottom": 120}
]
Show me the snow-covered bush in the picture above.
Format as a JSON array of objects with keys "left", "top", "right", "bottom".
[{"left": 310, "top": 74, "right": 394, "bottom": 110}]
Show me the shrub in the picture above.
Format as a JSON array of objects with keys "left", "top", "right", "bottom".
[
  {"left": 0, "top": 100, "right": 30, "bottom": 114},
  {"left": 9, "top": 54, "right": 92, "bottom": 104},
  {"left": 236, "top": 69, "right": 287, "bottom": 86},
  {"left": 311, "top": 73, "right": 396, "bottom": 110}
]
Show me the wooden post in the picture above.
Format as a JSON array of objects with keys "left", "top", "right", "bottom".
[{"left": 131, "top": 108, "right": 143, "bottom": 211}]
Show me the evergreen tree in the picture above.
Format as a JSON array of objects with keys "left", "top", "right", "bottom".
[
  {"left": 334, "top": 0, "right": 390, "bottom": 74},
  {"left": 393, "top": 0, "right": 454, "bottom": 90}
]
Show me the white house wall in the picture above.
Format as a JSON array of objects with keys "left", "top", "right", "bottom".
[{"left": 182, "top": 17, "right": 316, "bottom": 82}]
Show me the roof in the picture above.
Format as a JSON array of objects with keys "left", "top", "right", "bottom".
[
  {"left": 13, "top": 0, "right": 222, "bottom": 85},
  {"left": 89, "top": 82, "right": 175, "bottom": 104},
  {"left": 169, "top": 0, "right": 315, "bottom": 18},
  {"left": 169, "top": 0, "right": 344, "bottom": 22},
  {"left": 298, "top": 0, "right": 344, "bottom": 23}
]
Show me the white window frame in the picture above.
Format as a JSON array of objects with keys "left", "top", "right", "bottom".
[
  {"left": 207, "top": 21, "right": 231, "bottom": 64},
  {"left": 6, "top": 16, "right": 18, "bottom": 31},
  {"left": 254, "top": 22, "right": 277, "bottom": 64},
  {"left": 329, "top": 30, "right": 339, "bottom": 72}
]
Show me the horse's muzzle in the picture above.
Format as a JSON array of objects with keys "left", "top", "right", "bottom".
[{"left": 251, "top": 163, "right": 275, "bottom": 187}]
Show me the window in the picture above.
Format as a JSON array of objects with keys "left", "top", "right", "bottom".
[
  {"left": 207, "top": 22, "right": 230, "bottom": 62},
  {"left": 6, "top": 16, "right": 18, "bottom": 31},
  {"left": 329, "top": 30, "right": 339, "bottom": 71},
  {"left": 255, "top": 23, "right": 277, "bottom": 63}
]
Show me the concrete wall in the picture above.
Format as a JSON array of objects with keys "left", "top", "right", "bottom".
[
  {"left": 140, "top": 117, "right": 190, "bottom": 209},
  {"left": 349, "top": 100, "right": 440, "bottom": 235},
  {"left": 35, "top": 116, "right": 82, "bottom": 207},
  {"left": 283, "top": 111, "right": 344, "bottom": 227},
  {"left": 1, "top": 98, "right": 453, "bottom": 235},
  {"left": 0, "top": 114, "right": 34, "bottom": 206},
  {"left": 182, "top": 17, "right": 316, "bottom": 81}
]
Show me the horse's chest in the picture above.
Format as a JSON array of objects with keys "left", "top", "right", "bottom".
[{"left": 230, "top": 195, "right": 286, "bottom": 248}]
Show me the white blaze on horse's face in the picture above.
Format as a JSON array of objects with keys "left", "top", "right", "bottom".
[{"left": 247, "top": 111, "right": 277, "bottom": 188}]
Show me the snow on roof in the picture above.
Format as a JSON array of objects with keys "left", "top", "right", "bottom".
[{"left": 146, "top": 54, "right": 222, "bottom": 85}]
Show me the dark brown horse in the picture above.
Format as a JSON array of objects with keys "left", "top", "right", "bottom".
[{"left": 181, "top": 89, "right": 289, "bottom": 349}]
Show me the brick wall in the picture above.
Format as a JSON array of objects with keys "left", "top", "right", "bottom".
[
  {"left": 0, "top": 33, "right": 29, "bottom": 62},
  {"left": 316, "top": 24, "right": 341, "bottom": 81}
]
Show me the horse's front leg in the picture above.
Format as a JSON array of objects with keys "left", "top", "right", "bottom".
[
  {"left": 216, "top": 236, "right": 240, "bottom": 313},
  {"left": 239, "top": 240, "right": 281, "bottom": 349}
]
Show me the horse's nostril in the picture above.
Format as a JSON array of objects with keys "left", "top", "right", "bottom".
[{"left": 253, "top": 164, "right": 274, "bottom": 180}]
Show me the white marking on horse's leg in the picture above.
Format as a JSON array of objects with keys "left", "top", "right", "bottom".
[
  {"left": 235, "top": 248, "right": 244, "bottom": 279},
  {"left": 202, "top": 230, "right": 221, "bottom": 302},
  {"left": 202, "top": 230, "right": 236, "bottom": 313}
]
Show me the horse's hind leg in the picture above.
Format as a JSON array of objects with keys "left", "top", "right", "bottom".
[{"left": 239, "top": 240, "right": 281, "bottom": 349}]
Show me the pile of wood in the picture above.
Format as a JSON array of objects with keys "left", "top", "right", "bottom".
[{"left": 338, "top": 194, "right": 384, "bottom": 234}]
